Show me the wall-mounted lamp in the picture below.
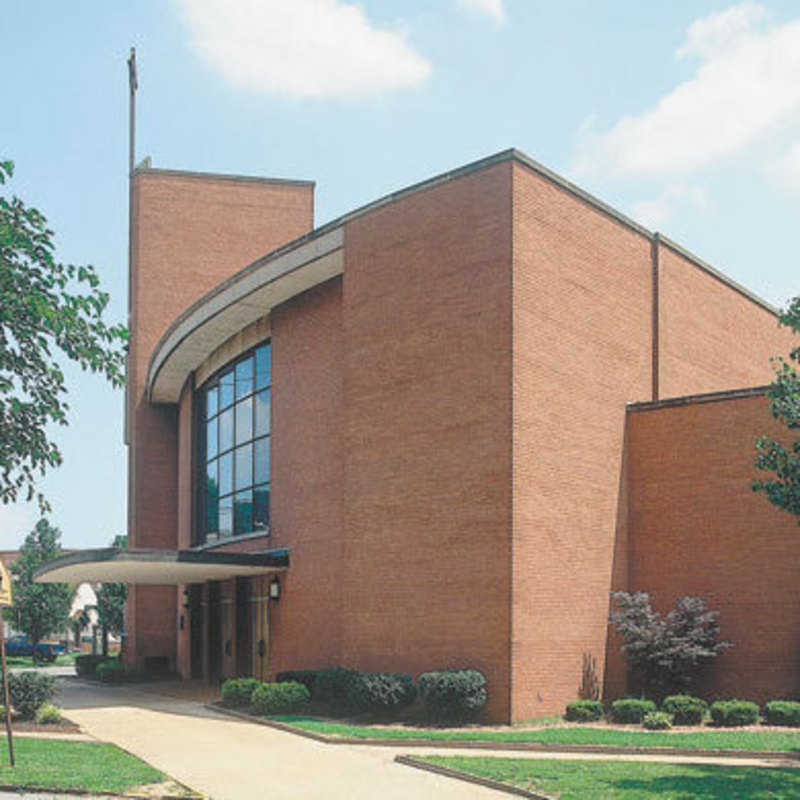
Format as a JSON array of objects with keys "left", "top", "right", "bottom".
[
  {"left": 182, "top": 587, "right": 190, "bottom": 611},
  {"left": 269, "top": 576, "right": 281, "bottom": 602}
]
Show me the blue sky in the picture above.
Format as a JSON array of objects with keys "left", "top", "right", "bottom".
[{"left": 2, "top": 0, "right": 800, "bottom": 548}]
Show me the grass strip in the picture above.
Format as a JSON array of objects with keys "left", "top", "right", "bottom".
[
  {"left": 421, "top": 755, "right": 800, "bottom": 800},
  {"left": 0, "top": 737, "right": 164, "bottom": 793},
  {"left": 271, "top": 715, "right": 800, "bottom": 752}
]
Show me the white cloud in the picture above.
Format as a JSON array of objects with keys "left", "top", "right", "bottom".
[
  {"left": 457, "top": 0, "right": 505, "bottom": 26},
  {"left": 766, "top": 141, "right": 800, "bottom": 193},
  {"left": 572, "top": 4, "right": 800, "bottom": 178},
  {"left": 630, "top": 183, "right": 708, "bottom": 229},
  {"left": 174, "top": 0, "right": 432, "bottom": 99}
]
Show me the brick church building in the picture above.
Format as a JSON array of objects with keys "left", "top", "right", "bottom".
[{"left": 37, "top": 149, "right": 799, "bottom": 722}]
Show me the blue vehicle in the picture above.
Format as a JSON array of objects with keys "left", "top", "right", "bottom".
[{"left": 4, "top": 635, "right": 65, "bottom": 662}]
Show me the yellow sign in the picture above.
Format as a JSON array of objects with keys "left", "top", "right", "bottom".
[{"left": 0, "top": 561, "right": 12, "bottom": 606}]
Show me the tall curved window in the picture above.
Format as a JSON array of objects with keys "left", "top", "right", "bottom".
[{"left": 198, "top": 342, "right": 271, "bottom": 544}]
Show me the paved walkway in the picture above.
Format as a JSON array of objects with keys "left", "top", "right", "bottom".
[
  {"left": 58, "top": 678, "right": 505, "bottom": 799},
  {"left": 54, "top": 677, "right": 800, "bottom": 799}
]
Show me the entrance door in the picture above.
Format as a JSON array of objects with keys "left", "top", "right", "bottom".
[
  {"left": 189, "top": 584, "right": 204, "bottom": 680},
  {"left": 207, "top": 581, "right": 222, "bottom": 682},
  {"left": 235, "top": 578, "right": 252, "bottom": 677},
  {"left": 251, "top": 576, "right": 270, "bottom": 682}
]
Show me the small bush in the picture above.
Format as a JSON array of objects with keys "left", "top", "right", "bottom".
[
  {"left": 314, "top": 667, "right": 360, "bottom": 705},
  {"left": 251, "top": 682, "right": 310, "bottom": 715},
  {"left": 610, "top": 698, "right": 657, "bottom": 724},
  {"left": 75, "top": 654, "right": 106, "bottom": 677},
  {"left": 276, "top": 670, "right": 320, "bottom": 696},
  {"left": 346, "top": 672, "right": 416, "bottom": 713},
  {"left": 763, "top": 700, "right": 800, "bottom": 727},
  {"left": 710, "top": 700, "right": 759, "bottom": 727},
  {"left": 35, "top": 703, "right": 62, "bottom": 725},
  {"left": 8, "top": 672, "right": 56, "bottom": 719},
  {"left": 643, "top": 711, "right": 672, "bottom": 730},
  {"left": 662, "top": 695, "right": 708, "bottom": 726},
  {"left": 96, "top": 659, "right": 125, "bottom": 683},
  {"left": 564, "top": 699, "right": 604, "bottom": 722},
  {"left": 221, "top": 678, "right": 262, "bottom": 709},
  {"left": 417, "top": 669, "right": 487, "bottom": 722}
]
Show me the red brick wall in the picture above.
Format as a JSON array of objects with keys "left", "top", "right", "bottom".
[
  {"left": 658, "top": 245, "right": 790, "bottom": 396},
  {"left": 624, "top": 394, "right": 800, "bottom": 702},
  {"left": 511, "top": 162, "right": 653, "bottom": 720},
  {"left": 269, "top": 277, "right": 344, "bottom": 674},
  {"left": 340, "top": 162, "right": 514, "bottom": 721},
  {"left": 128, "top": 169, "right": 313, "bottom": 668}
]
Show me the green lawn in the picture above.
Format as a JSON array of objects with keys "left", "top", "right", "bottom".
[
  {"left": 0, "top": 738, "right": 166, "bottom": 793},
  {"left": 271, "top": 715, "right": 800, "bottom": 752},
  {"left": 5, "top": 652, "right": 78, "bottom": 669},
  {"left": 421, "top": 756, "right": 800, "bottom": 799}
]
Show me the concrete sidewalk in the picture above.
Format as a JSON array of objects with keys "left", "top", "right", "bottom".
[{"left": 58, "top": 679, "right": 505, "bottom": 799}]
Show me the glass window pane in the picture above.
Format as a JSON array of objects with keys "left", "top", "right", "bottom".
[
  {"left": 219, "top": 497, "right": 233, "bottom": 538},
  {"left": 254, "top": 485, "right": 270, "bottom": 532},
  {"left": 219, "top": 452, "right": 233, "bottom": 497},
  {"left": 219, "top": 407, "right": 233, "bottom": 453},
  {"left": 219, "top": 370, "right": 234, "bottom": 409},
  {"left": 205, "top": 491, "right": 219, "bottom": 537},
  {"left": 254, "top": 437, "right": 270, "bottom": 485},
  {"left": 206, "top": 418, "right": 218, "bottom": 461},
  {"left": 235, "top": 443, "right": 252, "bottom": 490},
  {"left": 254, "top": 389, "right": 270, "bottom": 437},
  {"left": 236, "top": 357, "right": 254, "bottom": 401},
  {"left": 234, "top": 490, "right": 253, "bottom": 535},
  {"left": 255, "top": 344, "right": 271, "bottom": 390},
  {"left": 206, "top": 385, "right": 218, "bottom": 419},
  {"left": 235, "top": 396, "right": 253, "bottom": 445}
]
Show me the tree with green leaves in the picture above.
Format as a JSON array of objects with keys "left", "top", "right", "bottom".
[
  {"left": 0, "top": 158, "right": 127, "bottom": 511},
  {"left": 753, "top": 296, "right": 800, "bottom": 523},
  {"left": 95, "top": 535, "right": 128, "bottom": 656},
  {"left": 6, "top": 519, "right": 71, "bottom": 649}
]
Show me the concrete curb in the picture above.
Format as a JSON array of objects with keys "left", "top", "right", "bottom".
[
  {"left": 394, "top": 756, "right": 554, "bottom": 799},
  {"left": 204, "top": 706, "right": 800, "bottom": 762},
  {"left": 0, "top": 783, "right": 192, "bottom": 799}
]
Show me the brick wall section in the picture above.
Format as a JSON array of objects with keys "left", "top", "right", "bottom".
[
  {"left": 340, "top": 163, "right": 513, "bottom": 721},
  {"left": 269, "top": 277, "right": 344, "bottom": 674},
  {"left": 624, "top": 393, "right": 800, "bottom": 702},
  {"left": 511, "top": 162, "right": 653, "bottom": 720},
  {"left": 128, "top": 169, "right": 313, "bottom": 668},
  {"left": 658, "top": 245, "right": 791, "bottom": 396}
]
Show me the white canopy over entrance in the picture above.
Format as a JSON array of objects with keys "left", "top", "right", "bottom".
[{"left": 34, "top": 548, "right": 289, "bottom": 585}]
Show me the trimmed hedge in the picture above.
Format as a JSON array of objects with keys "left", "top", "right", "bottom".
[
  {"left": 661, "top": 695, "right": 708, "bottom": 726},
  {"left": 417, "top": 669, "right": 487, "bottom": 721},
  {"left": 643, "top": 711, "right": 672, "bottom": 730},
  {"left": 251, "top": 681, "right": 310, "bottom": 715},
  {"left": 75, "top": 654, "right": 106, "bottom": 677},
  {"left": 35, "top": 703, "right": 62, "bottom": 724},
  {"left": 346, "top": 672, "right": 416, "bottom": 713},
  {"left": 221, "top": 678, "right": 262, "bottom": 709},
  {"left": 763, "top": 700, "right": 800, "bottom": 727},
  {"left": 8, "top": 672, "right": 56, "bottom": 719},
  {"left": 96, "top": 659, "right": 125, "bottom": 683},
  {"left": 314, "top": 667, "right": 360, "bottom": 706},
  {"left": 276, "top": 670, "right": 320, "bottom": 697},
  {"left": 710, "top": 700, "right": 759, "bottom": 727},
  {"left": 610, "top": 698, "right": 657, "bottom": 724},
  {"left": 564, "top": 699, "right": 604, "bottom": 723}
]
